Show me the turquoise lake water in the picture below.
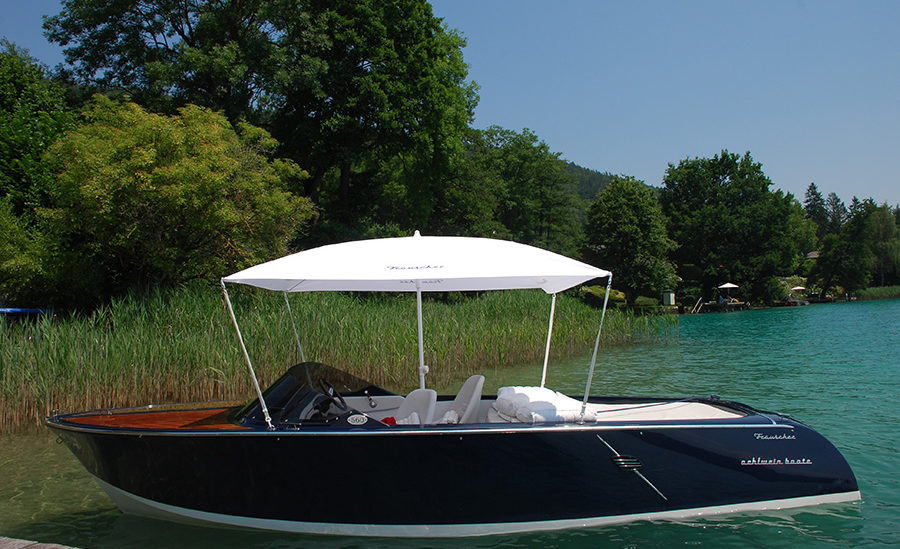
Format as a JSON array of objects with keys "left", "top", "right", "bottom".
[{"left": 1, "top": 299, "right": 898, "bottom": 547}]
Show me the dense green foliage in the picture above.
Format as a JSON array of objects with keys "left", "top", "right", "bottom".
[
  {"left": 49, "top": 97, "right": 315, "bottom": 302},
  {"left": 564, "top": 161, "right": 615, "bottom": 201},
  {"left": 802, "top": 186, "right": 900, "bottom": 295},
  {"left": 803, "top": 183, "right": 829, "bottom": 239},
  {"left": 0, "top": 42, "right": 74, "bottom": 218},
  {"left": 660, "top": 151, "right": 802, "bottom": 303},
  {"left": 856, "top": 285, "right": 900, "bottom": 300},
  {"left": 585, "top": 176, "right": 675, "bottom": 304},
  {"left": 439, "top": 126, "right": 583, "bottom": 254},
  {"left": 44, "top": 0, "right": 478, "bottom": 239},
  {"left": 1, "top": 94, "right": 316, "bottom": 307},
  {"left": 0, "top": 3, "right": 898, "bottom": 310}
]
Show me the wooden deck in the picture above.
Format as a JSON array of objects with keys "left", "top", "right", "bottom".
[{"left": 65, "top": 407, "right": 246, "bottom": 430}]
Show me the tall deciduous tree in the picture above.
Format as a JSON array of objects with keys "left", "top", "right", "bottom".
[
  {"left": 431, "top": 127, "right": 508, "bottom": 239},
  {"left": 0, "top": 41, "right": 74, "bottom": 219},
  {"left": 428, "top": 126, "right": 585, "bottom": 256},
  {"left": 585, "top": 176, "right": 675, "bottom": 304},
  {"left": 867, "top": 205, "right": 900, "bottom": 287},
  {"left": 44, "top": 0, "right": 478, "bottom": 229},
  {"left": 44, "top": 0, "right": 276, "bottom": 122},
  {"left": 267, "top": 1, "right": 476, "bottom": 204},
  {"left": 660, "top": 150, "right": 800, "bottom": 303},
  {"left": 40, "top": 96, "right": 315, "bottom": 307}
]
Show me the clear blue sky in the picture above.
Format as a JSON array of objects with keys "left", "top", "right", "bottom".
[
  {"left": 432, "top": 0, "right": 899, "bottom": 205},
  {"left": 4, "top": 1, "right": 898, "bottom": 205}
]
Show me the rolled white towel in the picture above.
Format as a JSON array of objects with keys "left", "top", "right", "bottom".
[
  {"left": 494, "top": 386, "right": 558, "bottom": 416},
  {"left": 519, "top": 407, "right": 596, "bottom": 423},
  {"left": 514, "top": 390, "right": 596, "bottom": 423},
  {"left": 493, "top": 392, "right": 529, "bottom": 416},
  {"left": 396, "top": 411, "right": 420, "bottom": 425},
  {"left": 437, "top": 409, "right": 460, "bottom": 424}
]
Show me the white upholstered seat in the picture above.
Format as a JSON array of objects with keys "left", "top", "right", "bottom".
[
  {"left": 394, "top": 388, "right": 437, "bottom": 425},
  {"left": 446, "top": 374, "right": 484, "bottom": 424}
]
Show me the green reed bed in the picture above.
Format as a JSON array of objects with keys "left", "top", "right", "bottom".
[
  {"left": 857, "top": 286, "right": 900, "bottom": 300},
  {"left": 0, "top": 284, "right": 676, "bottom": 432}
]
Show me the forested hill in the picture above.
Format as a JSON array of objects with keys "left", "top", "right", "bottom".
[{"left": 564, "top": 162, "right": 615, "bottom": 201}]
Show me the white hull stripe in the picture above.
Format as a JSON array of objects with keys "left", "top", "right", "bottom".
[
  {"left": 53, "top": 420, "right": 789, "bottom": 437},
  {"left": 93, "top": 476, "right": 860, "bottom": 538}
]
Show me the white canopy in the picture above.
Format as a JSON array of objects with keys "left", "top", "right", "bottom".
[
  {"left": 791, "top": 286, "right": 806, "bottom": 291},
  {"left": 224, "top": 232, "right": 610, "bottom": 294},
  {"left": 221, "top": 232, "right": 612, "bottom": 425},
  {"left": 718, "top": 282, "right": 739, "bottom": 289}
]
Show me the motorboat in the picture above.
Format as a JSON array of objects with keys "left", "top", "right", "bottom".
[{"left": 47, "top": 233, "right": 859, "bottom": 537}]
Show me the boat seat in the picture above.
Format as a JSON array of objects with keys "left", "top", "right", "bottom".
[
  {"left": 394, "top": 388, "right": 436, "bottom": 425},
  {"left": 437, "top": 374, "right": 485, "bottom": 424}
]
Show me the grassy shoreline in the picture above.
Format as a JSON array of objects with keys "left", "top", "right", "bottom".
[
  {"left": 0, "top": 284, "right": 676, "bottom": 433},
  {"left": 856, "top": 286, "right": 900, "bottom": 300}
]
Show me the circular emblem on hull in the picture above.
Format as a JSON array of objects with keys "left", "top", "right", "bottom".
[{"left": 347, "top": 414, "right": 368, "bottom": 425}]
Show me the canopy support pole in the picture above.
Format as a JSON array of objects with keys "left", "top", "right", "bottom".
[
  {"left": 283, "top": 291, "right": 306, "bottom": 363},
  {"left": 221, "top": 279, "right": 273, "bottom": 430},
  {"left": 415, "top": 280, "right": 427, "bottom": 389},
  {"left": 540, "top": 293, "right": 558, "bottom": 388},
  {"left": 581, "top": 274, "right": 613, "bottom": 423}
]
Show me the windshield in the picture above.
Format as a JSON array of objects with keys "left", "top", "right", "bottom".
[{"left": 232, "top": 362, "right": 392, "bottom": 427}]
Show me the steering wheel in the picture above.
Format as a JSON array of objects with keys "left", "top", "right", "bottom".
[{"left": 317, "top": 378, "right": 348, "bottom": 411}]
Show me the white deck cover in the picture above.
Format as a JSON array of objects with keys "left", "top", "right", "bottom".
[{"left": 223, "top": 232, "right": 610, "bottom": 294}]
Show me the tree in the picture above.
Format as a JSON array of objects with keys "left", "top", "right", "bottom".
[
  {"left": 824, "top": 192, "right": 847, "bottom": 235},
  {"left": 267, "top": 0, "right": 477, "bottom": 221},
  {"left": 453, "top": 127, "right": 582, "bottom": 255},
  {"left": 44, "top": 0, "right": 478, "bottom": 226},
  {"left": 39, "top": 96, "right": 315, "bottom": 307},
  {"left": 0, "top": 197, "right": 49, "bottom": 304},
  {"left": 0, "top": 41, "right": 74, "bottom": 219},
  {"left": 803, "top": 182, "right": 828, "bottom": 239},
  {"left": 564, "top": 162, "right": 614, "bottom": 202},
  {"left": 44, "top": 0, "right": 277, "bottom": 122},
  {"left": 585, "top": 176, "right": 675, "bottom": 305},
  {"left": 808, "top": 197, "right": 880, "bottom": 295},
  {"left": 430, "top": 127, "right": 508, "bottom": 239},
  {"left": 789, "top": 198, "right": 819, "bottom": 260},
  {"left": 808, "top": 233, "right": 872, "bottom": 295},
  {"left": 660, "top": 150, "right": 800, "bottom": 303},
  {"left": 867, "top": 205, "right": 900, "bottom": 286},
  {"left": 491, "top": 128, "right": 581, "bottom": 254}
]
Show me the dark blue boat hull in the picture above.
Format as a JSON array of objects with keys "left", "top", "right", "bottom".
[{"left": 48, "top": 410, "right": 858, "bottom": 535}]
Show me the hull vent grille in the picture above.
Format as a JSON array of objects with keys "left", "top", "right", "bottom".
[{"left": 612, "top": 455, "right": 643, "bottom": 471}]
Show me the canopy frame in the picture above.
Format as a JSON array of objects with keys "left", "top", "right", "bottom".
[
  {"left": 221, "top": 280, "right": 274, "bottom": 430},
  {"left": 539, "top": 293, "right": 558, "bottom": 388},
  {"left": 283, "top": 291, "right": 306, "bottom": 363},
  {"left": 581, "top": 274, "right": 613, "bottom": 422},
  {"left": 220, "top": 232, "right": 612, "bottom": 420}
]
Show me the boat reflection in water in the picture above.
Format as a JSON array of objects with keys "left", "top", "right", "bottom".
[{"left": 47, "top": 233, "right": 859, "bottom": 537}]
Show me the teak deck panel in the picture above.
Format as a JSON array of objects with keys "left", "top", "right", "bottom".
[{"left": 66, "top": 407, "right": 245, "bottom": 430}]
